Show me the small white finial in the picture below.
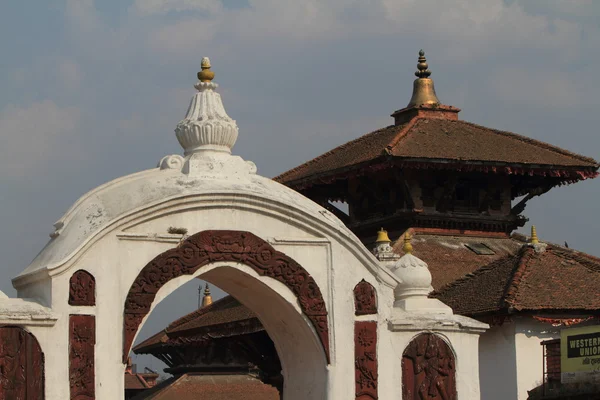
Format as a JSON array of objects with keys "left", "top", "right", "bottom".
[{"left": 175, "top": 57, "right": 239, "bottom": 156}]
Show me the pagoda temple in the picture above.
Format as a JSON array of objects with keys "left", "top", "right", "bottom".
[
  {"left": 274, "top": 50, "right": 598, "bottom": 242},
  {"left": 131, "top": 286, "right": 282, "bottom": 399},
  {"left": 123, "top": 51, "right": 600, "bottom": 400}
]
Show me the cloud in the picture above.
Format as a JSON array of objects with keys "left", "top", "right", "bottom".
[
  {"left": 0, "top": 101, "right": 82, "bottom": 178},
  {"left": 131, "top": 0, "right": 223, "bottom": 16}
]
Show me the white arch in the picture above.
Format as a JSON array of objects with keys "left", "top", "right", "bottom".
[{"left": 130, "top": 261, "right": 328, "bottom": 400}]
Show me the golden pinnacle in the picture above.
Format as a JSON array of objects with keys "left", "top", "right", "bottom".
[
  {"left": 402, "top": 231, "right": 413, "bottom": 254},
  {"left": 415, "top": 49, "right": 431, "bottom": 79},
  {"left": 530, "top": 225, "right": 539, "bottom": 245},
  {"left": 197, "top": 57, "right": 215, "bottom": 82},
  {"left": 376, "top": 228, "right": 391, "bottom": 243}
]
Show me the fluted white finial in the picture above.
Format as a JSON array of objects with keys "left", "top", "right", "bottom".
[
  {"left": 389, "top": 252, "right": 451, "bottom": 314},
  {"left": 175, "top": 57, "right": 239, "bottom": 156}
]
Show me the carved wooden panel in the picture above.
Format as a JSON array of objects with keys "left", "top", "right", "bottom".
[
  {"left": 69, "top": 315, "right": 95, "bottom": 400},
  {"left": 69, "top": 270, "right": 96, "bottom": 306},
  {"left": 123, "top": 230, "right": 329, "bottom": 363},
  {"left": 402, "top": 333, "right": 456, "bottom": 400},
  {"left": 0, "top": 326, "right": 44, "bottom": 400},
  {"left": 355, "top": 321, "right": 378, "bottom": 399},
  {"left": 354, "top": 280, "right": 377, "bottom": 316}
]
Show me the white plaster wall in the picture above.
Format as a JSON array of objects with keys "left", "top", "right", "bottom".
[
  {"left": 514, "top": 318, "right": 559, "bottom": 400},
  {"left": 13, "top": 196, "right": 393, "bottom": 400},
  {"left": 382, "top": 328, "right": 483, "bottom": 399},
  {"left": 479, "top": 321, "right": 518, "bottom": 400}
]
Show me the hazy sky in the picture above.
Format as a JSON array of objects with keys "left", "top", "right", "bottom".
[{"left": 1, "top": 0, "right": 599, "bottom": 372}]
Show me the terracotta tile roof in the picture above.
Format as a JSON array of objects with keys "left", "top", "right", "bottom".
[
  {"left": 125, "top": 373, "right": 158, "bottom": 390},
  {"left": 275, "top": 117, "right": 598, "bottom": 186},
  {"left": 133, "top": 296, "right": 260, "bottom": 353},
  {"left": 432, "top": 243, "right": 600, "bottom": 316},
  {"left": 393, "top": 232, "right": 523, "bottom": 289},
  {"left": 130, "top": 373, "right": 280, "bottom": 400}
]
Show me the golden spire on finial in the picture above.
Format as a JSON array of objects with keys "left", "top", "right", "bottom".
[
  {"left": 407, "top": 49, "right": 440, "bottom": 108},
  {"left": 197, "top": 57, "right": 215, "bottom": 82},
  {"left": 530, "top": 225, "right": 539, "bottom": 245},
  {"left": 376, "top": 228, "right": 391, "bottom": 243},
  {"left": 201, "top": 283, "right": 213, "bottom": 307},
  {"left": 402, "top": 231, "right": 413, "bottom": 254},
  {"left": 415, "top": 49, "right": 431, "bottom": 79}
]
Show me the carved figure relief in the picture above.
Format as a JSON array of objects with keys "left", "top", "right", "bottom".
[
  {"left": 0, "top": 326, "right": 44, "bottom": 400},
  {"left": 355, "top": 321, "right": 378, "bottom": 399},
  {"left": 402, "top": 334, "right": 456, "bottom": 400},
  {"left": 69, "top": 315, "right": 95, "bottom": 400},
  {"left": 354, "top": 280, "right": 377, "bottom": 316},
  {"left": 69, "top": 270, "right": 96, "bottom": 306},
  {"left": 123, "top": 230, "right": 329, "bottom": 363}
]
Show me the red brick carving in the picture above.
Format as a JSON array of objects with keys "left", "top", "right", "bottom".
[
  {"left": 355, "top": 321, "right": 378, "bottom": 399},
  {"left": 402, "top": 333, "right": 456, "bottom": 400},
  {"left": 0, "top": 326, "right": 44, "bottom": 400},
  {"left": 69, "top": 315, "right": 95, "bottom": 400},
  {"left": 69, "top": 270, "right": 96, "bottom": 306},
  {"left": 354, "top": 280, "right": 377, "bottom": 316},
  {"left": 123, "top": 230, "right": 329, "bottom": 363}
]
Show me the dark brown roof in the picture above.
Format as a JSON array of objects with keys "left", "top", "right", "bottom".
[
  {"left": 133, "top": 296, "right": 260, "bottom": 353},
  {"left": 275, "top": 116, "right": 598, "bottom": 186},
  {"left": 130, "top": 373, "right": 279, "bottom": 400},
  {"left": 432, "top": 243, "right": 600, "bottom": 316}
]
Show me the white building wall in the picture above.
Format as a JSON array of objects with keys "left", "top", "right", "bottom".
[
  {"left": 479, "top": 321, "right": 518, "bottom": 400},
  {"left": 514, "top": 317, "right": 559, "bottom": 400}
]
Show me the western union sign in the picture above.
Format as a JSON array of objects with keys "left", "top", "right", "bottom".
[{"left": 561, "top": 325, "right": 600, "bottom": 383}]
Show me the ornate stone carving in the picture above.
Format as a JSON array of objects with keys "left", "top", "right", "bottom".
[
  {"left": 0, "top": 326, "right": 44, "bottom": 399},
  {"left": 158, "top": 154, "right": 185, "bottom": 170},
  {"left": 69, "top": 315, "right": 95, "bottom": 400},
  {"left": 69, "top": 270, "right": 96, "bottom": 306},
  {"left": 354, "top": 280, "right": 377, "bottom": 316},
  {"left": 402, "top": 334, "right": 456, "bottom": 400},
  {"left": 123, "top": 230, "right": 329, "bottom": 363},
  {"left": 355, "top": 321, "right": 378, "bottom": 399}
]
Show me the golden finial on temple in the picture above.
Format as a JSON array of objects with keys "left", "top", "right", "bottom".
[
  {"left": 376, "top": 228, "right": 391, "bottom": 243},
  {"left": 407, "top": 49, "right": 440, "bottom": 107},
  {"left": 197, "top": 57, "right": 215, "bottom": 82},
  {"left": 530, "top": 225, "right": 539, "bottom": 245},
  {"left": 201, "top": 283, "right": 213, "bottom": 307},
  {"left": 402, "top": 231, "right": 413, "bottom": 254},
  {"left": 415, "top": 49, "right": 431, "bottom": 79}
]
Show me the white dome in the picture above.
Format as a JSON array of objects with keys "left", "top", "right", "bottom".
[{"left": 390, "top": 253, "right": 432, "bottom": 299}]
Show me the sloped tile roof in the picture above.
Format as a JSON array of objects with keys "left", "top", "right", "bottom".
[
  {"left": 275, "top": 117, "right": 598, "bottom": 186},
  {"left": 432, "top": 243, "right": 600, "bottom": 316},
  {"left": 130, "top": 373, "right": 279, "bottom": 400},
  {"left": 133, "top": 296, "right": 259, "bottom": 353}
]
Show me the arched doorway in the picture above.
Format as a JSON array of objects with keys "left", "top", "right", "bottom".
[
  {"left": 123, "top": 230, "right": 330, "bottom": 399},
  {"left": 0, "top": 326, "right": 44, "bottom": 399},
  {"left": 402, "top": 333, "right": 456, "bottom": 400}
]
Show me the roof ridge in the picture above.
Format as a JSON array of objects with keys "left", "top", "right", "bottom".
[
  {"left": 166, "top": 295, "right": 235, "bottom": 331},
  {"left": 385, "top": 117, "right": 422, "bottom": 151},
  {"left": 431, "top": 252, "right": 519, "bottom": 296},
  {"left": 273, "top": 124, "right": 400, "bottom": 182},
  {"left": 460, "top": 120, "right": 599, "bottom": 166},
  {"left": 503, "top": 246, "right": 535, "bottom": 309},
  {"left": 546, "top": 244, "right": 600, "bottom": 273}
]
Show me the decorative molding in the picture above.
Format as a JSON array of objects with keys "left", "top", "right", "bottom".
[
  {"left": 402, "top": 333, "right": 456, "bottom": 400},
  {"left": 0, "top": 326, "right": 44, "bottom": 399},
  {"left": 69, "top": 270, "right": 96, "bottom": 306},
  {"left": 69, "top": 315, "right": 95, "bottom": 400},
  {"left": 354, "top": 280, "right": 377, "bottom": 316},
  {"left": 123, "top": 230, "right": 329, "bottom": 363},
  {"left": 355, "top": 321, "right": 378, "bottom": 399},
  {"left": 158, "top": 154, "right": 185, "bottom": 170}
]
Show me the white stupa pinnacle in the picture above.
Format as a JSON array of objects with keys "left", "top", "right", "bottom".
[{"left": 175, "top": 57, "right": 239, "bottom": 155}]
